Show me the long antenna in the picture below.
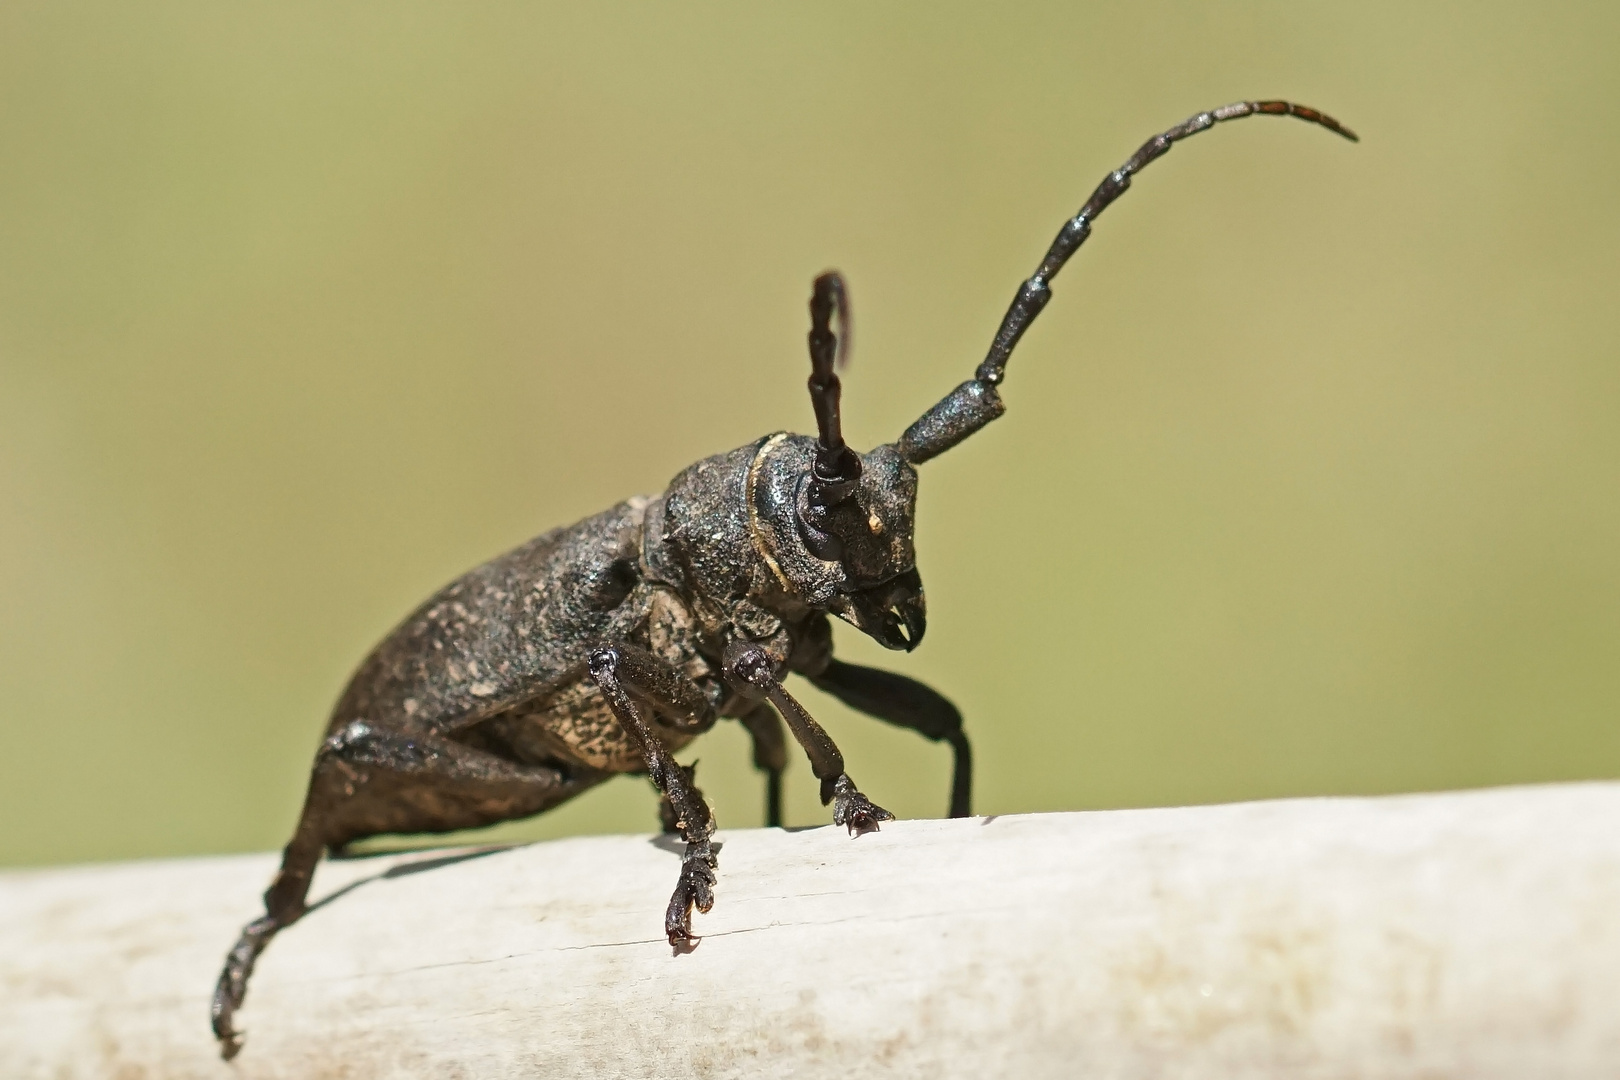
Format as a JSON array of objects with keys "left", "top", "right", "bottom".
[
  {"left": 897, "top": 100, "right": 1357, "bottom": 466},
  {"left": 976, "top": 100, "right": 1355, "bottom": 387}
]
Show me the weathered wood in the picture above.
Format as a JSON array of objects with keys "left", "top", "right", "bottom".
[{"left": 3, "top": 783, "right": 1618, "bottom": 1078}]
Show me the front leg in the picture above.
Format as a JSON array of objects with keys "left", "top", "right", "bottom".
[
  {"left": 809, "top": 659, "right": 972, "bottom": 818},
  {"left": 586, "top": 643, "right": 719, "bottom": 947},
  {"left": 723, "top": 641, "right": 893, "bottom": 835}
]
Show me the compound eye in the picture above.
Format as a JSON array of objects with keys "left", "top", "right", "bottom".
[
  {"left": 795, "top": 471, "right": 852, "bottom": 562},
  {"left": 796, "top": 504, "right": 843, "bottom": 561}
]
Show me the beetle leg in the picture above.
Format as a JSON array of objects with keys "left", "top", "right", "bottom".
[
  {"left": 723, "top": 641, "right": 893, "bottom": 836},
  {"left": 808, "top": 658, "right": 972, "bottom": 819},
  {"left": 212, "top": 724, "right": 600, "bottom": 1059},
  {"left": 739, "top": 703, "right": 787, "bottom": 827},
  {"left": 586, "top": 643, "right": 720, "bottom": 949},
  {"left": 654, "top": 761, "right": 704, "bottom": 835}
]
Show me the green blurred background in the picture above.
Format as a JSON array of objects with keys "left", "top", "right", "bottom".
[{"left": 2, "top": 2, "right": 1617, "bottom": 867}]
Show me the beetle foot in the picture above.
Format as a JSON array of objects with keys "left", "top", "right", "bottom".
[
  {"left": 830, "top": 775, "right": 893, "bottom": 836},
  {"left": 665, "top": 841, "right": 717, "bottom": 949},
  {"left": 211, "top": 915, "right": 278, "bottom": 1060}
]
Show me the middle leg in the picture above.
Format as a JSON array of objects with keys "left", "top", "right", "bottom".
[{"left": 739, "top": 703, "right": 787, "bottom": 827}]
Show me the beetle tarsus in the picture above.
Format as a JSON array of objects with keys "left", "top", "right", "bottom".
[
  {"left": 830, "top": 774, "right": 893, "bottom": 836},
  {"left": 665, "top": 840, "right": 718, "bottom": 948},
  {"left": 211, "top": 914, "right": 284, "bottom": 1060}
]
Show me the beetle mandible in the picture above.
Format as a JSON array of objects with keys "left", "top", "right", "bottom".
[{"left": 211, "top": 99, "right": 1356, "bottom": 1057}]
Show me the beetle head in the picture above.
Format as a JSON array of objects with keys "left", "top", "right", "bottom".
[
  {"left": 750, "top": 272, "right": 927, "bottom": 650},
  {"left": 748, "top": 433, "right": 923, "bottom": 651}
]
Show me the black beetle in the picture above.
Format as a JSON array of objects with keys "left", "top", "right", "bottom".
[{"left": 212, "top": 99, "right": 1356, "bottom": 1057}]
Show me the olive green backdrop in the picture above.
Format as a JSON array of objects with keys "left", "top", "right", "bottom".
[{"left": 3, "top": 2, "right": 1617, "bottom": 866}]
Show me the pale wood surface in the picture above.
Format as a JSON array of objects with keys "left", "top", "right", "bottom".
[{"left": 4, "top": 783, "right": 1619, "bottom": 1079}]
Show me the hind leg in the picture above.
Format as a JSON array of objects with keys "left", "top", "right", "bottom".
[{"left": 212, "top": 722, "right": 602, "bottom": 1059}]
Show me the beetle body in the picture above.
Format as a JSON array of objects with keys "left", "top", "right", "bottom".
[
  {"left": 319, "top": 431, "right": 920, "bottom": 840},
  {"left": 211, "top": 99, "right": 1357, "bottom": 1058}
]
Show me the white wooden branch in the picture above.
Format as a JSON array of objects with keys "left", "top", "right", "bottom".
[{"left": 4, "top": 783, "right": 1618, "bottom": 1078}]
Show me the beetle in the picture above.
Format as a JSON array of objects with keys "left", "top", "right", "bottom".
[{"left": 211, "top": 99, "right": 1356, "bottom": 1057}]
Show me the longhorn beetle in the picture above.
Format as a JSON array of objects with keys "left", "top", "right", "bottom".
[{"left": 212, "top": 99, "right": 1356, "bottom": 1057}]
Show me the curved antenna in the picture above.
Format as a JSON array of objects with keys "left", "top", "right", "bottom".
[
  {"left": 800, "top": 271, "right": 862, "bottom": 560},
  {"left": 897, "top": 100, "right": 1357, "bottom": 465}
]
